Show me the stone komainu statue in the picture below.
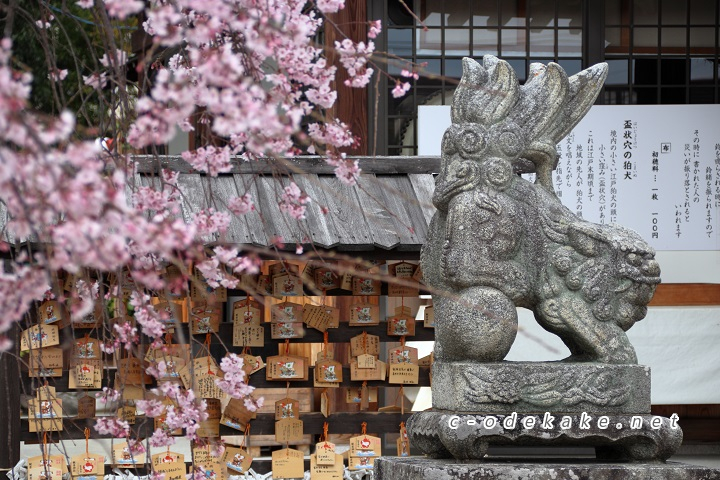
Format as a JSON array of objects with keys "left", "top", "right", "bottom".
[{"left": 421, "top": 56, "right": 661, "bottom": 365}]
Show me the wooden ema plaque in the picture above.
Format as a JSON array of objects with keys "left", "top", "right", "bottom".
[
  {"left": 73, "top": 337, "right": 101, "bottom": 361},
  {"left": 314, "top": 267, "right": 340, "bottom": 291},
  {"left": 28, "top": 347, "right": 63, "bottom": 370},
  {"left": 70, "top": 452, "right": 104, "bottom": 480},
  {"left": 424, "top": 304, "right": 435, "bottom": 328},
  {"left": 349, "top": 456, "right": 376, "bottom": 471},
  {"left": 154, "top": 411, "right": 182, "bottom": 437},
  {"left": 387, "top": 306, "right": 416, "bottom": 336},
  {"left": 271, "top": 322, "right": 305, "bottom": 339},
  {"left": 190, "top": 303, "right": 221, "bottom": 334},
  {"left": 388, "top": 345, "right": 419, "bottom": 364},
  {"left": 77, "top": 394, "right": 96, "bottom": 419},
  {"left": 272, "top": 273, "right": 303, "bottom": 297},
  {"left": 315, "top": 441, "right": 336, "bottom": 466},
  {"left": 346, "top": 386, "right": 378, "bottom": 404},
  {"left": 39, "top": 300, "right": 62, "bottom": 325},
  {"left": 350, "top": 359, "right": 386, "bottom": 381},
  {"left": 191, "top": 444, "right": 227, "bottom": 480},
  {"left": 271, "top": 448, "right": 304, "bottom": 479},
  {"left": 275, "top": 397, "right": 300, "bottom": 420},
  {"left": 275, "top": 417, "right": 304, "bottom": 443},
  {"left": 269, "top": 261, "right": 300, "bottom": 277},
  {"left": 323, "top": 305, "right": 340, "bottom": 328},
  {"left": 117, "top": 357, "right": 149, "bottom": 385},
  {"left": 387, "top": 261, "right": 419, "bottom": 297},
  {"left": 271, "top": 301, "right": 303, "bottom": 323},
  {"left": 356, "top": 353, "right": 376, "bottom": 369},
  {"left": 27, "top": 454, "right": 67, "bottom": 473},
  {"left": 112, "top": 442, "right": 145, "bottom": 466},
  {"left": 179, "top": 356, "right": 219, "bottom": 389},
  {"left": 151, "top": 452, "right": 185, "bottom": 480},
  {"left": 154, "top": 301, "right": 183, "bottom": 326},
  {"left": 388, "top": 363, "right": 419, "bottom": 384},
  {"left": 21, "top": 324, "right": 60, "bottom": 351},
  {"left": 397, "top": 423, "right": 411, "bottom": 457},
  {"left": 222, "top": 447, "right": 253, "bottom": 474},
  {"left": 352, "top": 275, "right": 381, "bottom": 296},
  {"left": 191, "top": 268, "right": 227, "bottom": 302},
  {"left": 266, "top": 355, "right": 308, "bottom": 381},
  {"left": 349, "top": 433, "right": 382, "bottom": 471},
  {"left": 220, "top": 398, "right": 257, "bottom": 431},
  {"left": 68, "top": 301, "right": 102, "bottom": 329},
  {"left": 68, "top": 358, "right": 102, "bottom": 389},
  {"left": 349, "top": 303, "right": 380, "bottom": 326},
  {"left": 310, "top": 453, "right": 344, "bottom": 479},
  {"left": 28, "top": 386, "right": 63, "bottom": 432},
  {"left": 27, "top": 466, "right": 63, "bottom": 480},
  {"left": 302, "top": 305, "right": 333, "bottom": 332},
  {"left": 232, "top": 298, "right": 262, "bottom": 326},
  {"left": 118, "top": 405, "right": 136, "bottom": 425},
  {"left": 255, "top": 275, "right": 273, "bottom": 296},
  {"left": 196, "top": 373, "right": 226, "bottom": 400},
  {"left": 314, "top": 359, "right": 343, "bottom": 388},
  {"left": 350, "top": 333, "right": 380, "bottom": 357},
  {"left": 240, "top": 354, "right": 265, "bottom": 376},
  {"left": 232, "top": 324, "right": 264, "bottom": 347}
]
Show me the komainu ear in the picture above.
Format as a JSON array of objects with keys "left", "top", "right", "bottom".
[
  {"left": 546, "top": 62, "right": 609, "bottom": 143},
  {"left": 451, "top": 56, "right": 519, "bottom": 126}
]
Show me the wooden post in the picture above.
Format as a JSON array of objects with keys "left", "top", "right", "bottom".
[
  {"left": 0, "top": 323, "right": 21, "bottom": 469},
  {"left": 324, "top": 0, "right": 369, "bottom": 155}
]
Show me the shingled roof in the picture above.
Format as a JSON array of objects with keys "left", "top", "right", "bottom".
[{"left": 133, "top": 156, "right": 441, "bottom": 251}]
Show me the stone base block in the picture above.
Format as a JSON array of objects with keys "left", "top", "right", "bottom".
[
  {"left": 432, "top": 361, "right": 651, "bottom": 414},
  {"left": 407, "top": 411, "right": 682, "bottom": 461},
  {"left": 376, "top": 457, "right": 720, "bottom": 480}
]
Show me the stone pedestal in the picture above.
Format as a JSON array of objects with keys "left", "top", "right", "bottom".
[
  {"left": 407, "top": 411, "right": 682, "bottom": 461},
  {"left": 376, "top": 457, "right": 720, "bottom": 480},
  {"left": 432, "top": 362, "right": 651, "bottom": 413}
]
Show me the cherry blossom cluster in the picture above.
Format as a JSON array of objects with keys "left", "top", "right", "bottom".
[
  {"left": 215, "top": 353, "right": 264, "bottom": 412},
  {"left": 335, "top": 38, "right": 375, "bottom": 88},
  {"left": 1, "top": 0, "right": 391, "bottom": 459},
  {"left": 279, "top": 181, "right": 311, "bottom": 220},
  {"left": 325, "top": 153, "right": 361, "bottom": 186},
  {"left": 158, "top": 382, "right": 209, "bottom": 441}
]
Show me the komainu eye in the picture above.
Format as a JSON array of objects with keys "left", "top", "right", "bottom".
[
  {"left": 458, "top": 125, "right": 487, "bottom": 157},
  {"left": 490, "top": 123, "right": 526, "bottom": 157}
]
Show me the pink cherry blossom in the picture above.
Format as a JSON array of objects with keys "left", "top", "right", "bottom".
[
  {"left": 94, "top": 417, "right": 130, "bottom": 437},
  {"left": 316, "top": 0, "right": 345, "bottom": 14},
  {"left": 0, "top": 0, "right": 385, "bottom": 457},
  {"left": 368, "top": 20, "right": 382, "bottom": 39},
  {"left": 392, "top": 81, "right": 412, "bottom": 98},
  {"left": 103, "top": 0, "right": 144, "bottom": 19},
  {"left": 215, "top": 353, "right": 258, "bottom": 407},
  {"left": 279, "top": 182, "right": 310, "bottom": 220},
  {"left": 325, "top": 153, "right": 361, "bottom": 185},
  {"left": 228, "top": 193, "right": 254, "bottom": 215}
]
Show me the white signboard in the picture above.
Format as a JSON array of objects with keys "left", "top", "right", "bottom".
[{"left": 418, "top": 105, "right": 720, "bottom": 251}]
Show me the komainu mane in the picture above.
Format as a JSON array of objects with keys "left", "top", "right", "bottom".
[{"left": 421, "top": 55, "right": 661, "bottom": 365}]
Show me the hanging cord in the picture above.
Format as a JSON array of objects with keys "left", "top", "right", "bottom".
[
  {"left": 240, "top": 423, "right": 250, "bottom": 449},
  {"left": 205, "top": 333, "right": 213, "bottom": 374},
  {"left": 322, "top": 422, "right": 330, "bottom": 446},
  {"left": 393, "top": 386, "right": 405, "bottom": 415}
]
